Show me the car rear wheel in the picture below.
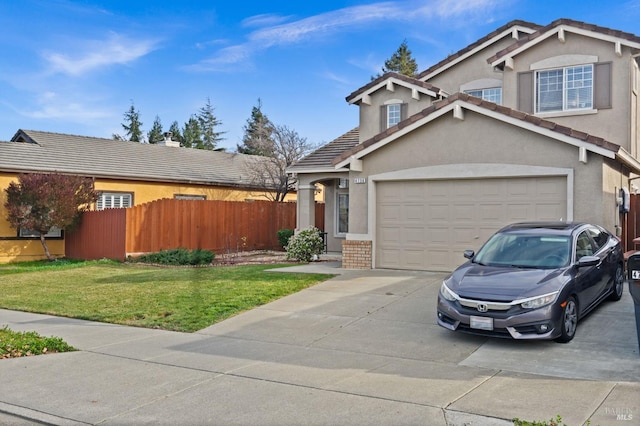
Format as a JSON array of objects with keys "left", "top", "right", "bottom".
[
  {"left": 608, "top": 264, "right": 624, "bottom": 301},
  {"left": 556, "top": 296, "right": 578, "bottom": 343}
]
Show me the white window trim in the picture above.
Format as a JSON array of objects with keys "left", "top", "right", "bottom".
[
  {"left": 464, "top": 87, "right": 502, "bottom": 104},
  {"left": 96, "top": 192, "right": 133, "bottom": 210},
  {"left": 335, "top": 187, "right": 349, "bottom": 237},
  {"left": 535, "top": 63, "right": 594, "bottom": 114}
]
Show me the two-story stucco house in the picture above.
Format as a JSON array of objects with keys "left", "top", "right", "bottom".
[{"left": 289, "top": 19, "right": 640, "bottom": 272}]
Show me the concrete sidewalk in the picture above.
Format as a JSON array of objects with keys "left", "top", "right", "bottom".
[{"left": 0, "top": 266, "right": 638, "bottom": 425}]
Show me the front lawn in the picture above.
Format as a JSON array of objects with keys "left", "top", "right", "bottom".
[{"left": 0, "top": 260, "right": 334, "bottom": 332}]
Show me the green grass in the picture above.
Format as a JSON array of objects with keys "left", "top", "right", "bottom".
[
  {"left": 0, "top": 326, "right": 76, "bottom": 358},
  {"left": 0, "top": 260, "right": 334, "bottom": 332}
]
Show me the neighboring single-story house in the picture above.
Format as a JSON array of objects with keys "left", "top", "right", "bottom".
[
  {"left": 0, "top": 129, "right": 293, "bottom": 263},
  {"left": 289, "top": 18, "right": 640, "bottom": 272}
]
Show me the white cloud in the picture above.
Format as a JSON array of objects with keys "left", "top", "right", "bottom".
[
  {"left": 192, "top": 0, "right": 501, "bottom": 71},
  {"left": 43, "top": 32, "right": 159, "bottom": 76}
]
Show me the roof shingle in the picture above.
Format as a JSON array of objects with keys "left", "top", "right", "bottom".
[{"left": 0, "top": 130, "right": 271, "bottom": 188}]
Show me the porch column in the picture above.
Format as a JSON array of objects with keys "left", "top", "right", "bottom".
[{"left": 296, "top": 184, "right": 316, "bottom": 231}]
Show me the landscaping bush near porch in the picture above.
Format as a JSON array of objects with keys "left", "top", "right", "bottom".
[{"left": 0, "top": 260, "right": 334, "bottom": 332}]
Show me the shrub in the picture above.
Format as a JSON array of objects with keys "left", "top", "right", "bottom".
[
  {"left": 277, "top": 229, "right": 294, "bottom": 249},
  {"left": 285, "top": 227, "right": 324, "bottom": 262},
  {"left": 1, "top": 326, "right": 76, "bottom": 358},
  {"left": 132, "top": 248, "right": 215, "bottom": 266}
]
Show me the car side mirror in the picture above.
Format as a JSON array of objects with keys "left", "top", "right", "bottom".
[
  {"left": 576, "top": 255, "right": 599, "bottom": 267},
  {"left": 464, "top": 250, "right": 475, "bottom": 259}
]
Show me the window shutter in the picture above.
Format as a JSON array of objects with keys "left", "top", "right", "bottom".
[
  {"left": 594, "top": 62, "right": 612, "bottom": 109},
  {"left": 380, "top": 105, "right": 387, "bottom": 132},
  {"left": 518, "top": 71, "right": 534, "bottom": 113},
  {"left": 401, "top": 103, "right": 408, "bottom": 121}
]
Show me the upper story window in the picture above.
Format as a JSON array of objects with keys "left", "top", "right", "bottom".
[
  {"left": 381, "top": 100, "right": 407, "bottom": 131},
  {"left": 387, "top": 104, "right": 401, "bottom": 127},
  {"left": 465, "top": 87, "right": 502, "bottom": 104},
  {"left": 536, "top": 64, "right": 593, "bottom": 113},
  {"left": 96, "top": 192, "right": 132, "bottom": 210}
]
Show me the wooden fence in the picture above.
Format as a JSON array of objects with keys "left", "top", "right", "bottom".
[{"left": 66, "top": 199, "right": 325, "bottom": 261}]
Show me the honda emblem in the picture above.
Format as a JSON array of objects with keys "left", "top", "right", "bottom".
[{"left": 476, "top": 303, "right": 488, "bottom": 313}]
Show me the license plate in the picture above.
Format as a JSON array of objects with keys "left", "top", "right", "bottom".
[{"left": 470, "top": 316, "right": 493, "bottom": 330}]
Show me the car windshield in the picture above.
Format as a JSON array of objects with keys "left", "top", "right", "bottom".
[{"left": 473, "top": 233, "right": 571, "bottom": 269}]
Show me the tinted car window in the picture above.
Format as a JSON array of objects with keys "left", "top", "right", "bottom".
[
  {"left": 586, "top": 226, "right": 609, "bottom": 250},
  {"left": 474, "top": 233, "right": 570, "bottom": 268},
  {"left": 575, "top": 231, "right": 595, "bottom": 259}
]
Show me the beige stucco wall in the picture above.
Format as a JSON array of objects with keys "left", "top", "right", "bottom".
[
  {"left": 358, "top": 84, "right": 436, "bottom": 143},
  {"left": 502, "top": 32, "right": 633, "bottom": 150},
  {"left": 348, "top": 109, "right": 623, "bottom": 236},
  {"left": 425, "top": 32, "right": 518, "bottom": 93}
]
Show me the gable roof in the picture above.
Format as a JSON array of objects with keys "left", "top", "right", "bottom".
[
  {"left": 346, "top": 72, "right": 444, "bottom": 105},
  {"left": 489, "top": 18, "right": 640, "bottom": 67},
  {"left": 0, "top": 130, "right": 270, "bottom": 188},
  {"left": 333, "top": 93, "right": 639, "bottom": 171},
  {"left": 417, "top": 20, "right": 541, "bottom": 81},
  {"left": 287, "top": 128, "right": 359, "bottom": 174}
]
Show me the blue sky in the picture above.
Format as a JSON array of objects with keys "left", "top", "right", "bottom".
[{"left": 1, "top": 0, "right": 640, "bottom": 151}]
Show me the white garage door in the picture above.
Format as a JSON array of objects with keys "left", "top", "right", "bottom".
[{"left": 376, "top": 176, "right": 567, "bottom": 271}]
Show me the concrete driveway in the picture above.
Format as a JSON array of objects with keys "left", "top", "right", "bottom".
[{"left": 0, "top": 265, "right": 638, "bottom": 425}]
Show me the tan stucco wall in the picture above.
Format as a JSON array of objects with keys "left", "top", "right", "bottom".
[
  {"left": 349, "top": 110, "right": 619, "bottom": 235},
  {"left": 358, "top": 84, "right": 436, "bottom": 143},
  {"left": 425, "top": 32, "right": 518, "bottom": 93},
  {"left": 502, "top": 32, "right": 633, "bottom": 150},
  {"left": 93, "top": 179, "right": 291, "bottom": 205}
]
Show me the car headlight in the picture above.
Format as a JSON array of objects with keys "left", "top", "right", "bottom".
[
  {"left": 519, "top": 291, "right": 559, "bottom": 309},
  {"left": 440, "top": 282, "right": 458, "bottom": 302}
]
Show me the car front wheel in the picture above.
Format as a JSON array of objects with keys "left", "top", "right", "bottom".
[
  {"left": 608, "top": 264, "right": 624, "bottom": 301},
  {"left": 555, "top": 296, "right": 578, "bottom": 343}
]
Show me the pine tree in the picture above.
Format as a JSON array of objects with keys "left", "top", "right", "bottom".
[
  {"left": 237, "top": 99, "right": 275, "bottom": 156},
  {"left": 375, "top": 40, "right": 418, "bottom": 79},
  {"left": 182, "top": 116, "right": 202, "bottom": 149},
  {"left": 147, "top": 115, "right": 164, "bottom": 144},
  {"left": 121, "top": 102, "right": 144, "bottom": 142},
  {"left": 197, "top": 97, "right": 225, "bottom": 150},
  {"left": 168, "top": 121, "right": 183, "bottom": 146}
]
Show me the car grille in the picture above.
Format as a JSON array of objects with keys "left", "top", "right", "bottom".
[{"left": 458, "top": 298, "right": 512, "bottom": 311}]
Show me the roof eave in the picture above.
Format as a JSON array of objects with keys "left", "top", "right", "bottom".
[
  {"left": 491, "top": 24, "right": 640, "bottom": 67},
  {"left": 421, "top": 24, "right": 538, "bottom": 81}
]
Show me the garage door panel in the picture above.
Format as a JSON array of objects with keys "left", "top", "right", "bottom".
[
  {"left": 427, "top": 204, "right": 449, "bottom": 221},
  {"left": 535, "top": 204, "right": 565, "bottom": 221},
  {"left": 405, "top": 205, "right": 425, "bottom": 222},
  {"left": 479, "top": 203, "right": 505, "bottom": 222},
  {"left": 451, "top": 203, "right": 476, "bottom": 221},
  {"left": 403, "top": 226, "right": 426, "bottom": 245},
  {"left": 376, "top": 177, "right": 567, "bottom": 271}
]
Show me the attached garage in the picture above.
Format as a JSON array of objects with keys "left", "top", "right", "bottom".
[{"left": 376, "top": 175, "right": 567, "bottom": 271}]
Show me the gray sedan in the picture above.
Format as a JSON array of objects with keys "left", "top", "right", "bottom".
[{"left": 437, "top": 222, "right": 624, "bottom": 343}]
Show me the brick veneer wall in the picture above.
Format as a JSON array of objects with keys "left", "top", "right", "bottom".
[{"left": 342, "top": 240, "right": 372, "bottom": 269}]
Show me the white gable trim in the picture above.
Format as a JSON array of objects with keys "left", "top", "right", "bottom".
[
  {"left": 491, "top": 24, "right": 640, "bottom": 68},
  {"left": 420, "top": 25, "right": 537, "bottom": 81},
  {"left": 348, "top": 76, "right": 441, "bottom": 105},
  {"left": 334, "top": 99, "right": 616, "bottom": 169}
]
